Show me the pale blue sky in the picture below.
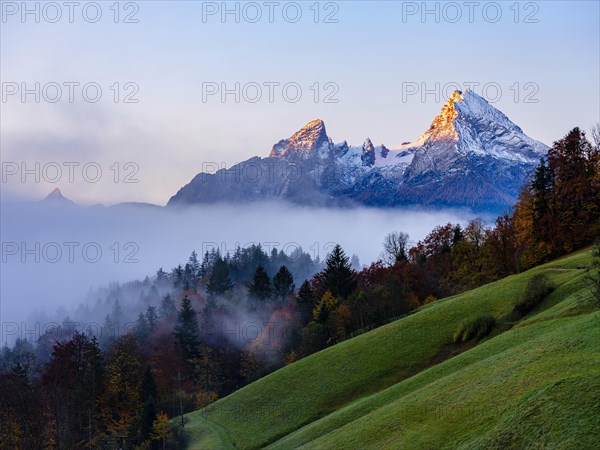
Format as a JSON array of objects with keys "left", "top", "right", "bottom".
[{"left": 1, "top": 0, "right": 599, "bottom": 204}]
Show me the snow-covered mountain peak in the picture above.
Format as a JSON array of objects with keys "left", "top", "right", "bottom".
[
  {"left": 454, "top": 89, "right": 522, "bottom": 132},
  {"left": 416, "top": 89, "right": 526, "bottom": 147},
  {"left": 269, "top": 118, "right": 330, "bottom": 158},
  {"left": 170, "top": 91, "right": 548, "bottom": 212}
]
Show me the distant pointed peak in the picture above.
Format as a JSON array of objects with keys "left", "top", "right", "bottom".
[
  {"left": 415, "top": 88, "right": 516, "bottom": 145},
  {"left": 47, "top": 188, "right": 64, "bottom": 198},
  {"left": 41, "top": 187, "right": 75, "bottom": 205},
  {"left": 270, "top": 119, "right": 330, "bottom": 158}
]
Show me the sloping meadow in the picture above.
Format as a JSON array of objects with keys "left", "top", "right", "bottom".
[{"left": 183, "top": 249, "right": 600, "bottom": 449}]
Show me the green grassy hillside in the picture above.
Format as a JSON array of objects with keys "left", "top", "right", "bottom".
[{"left": 183, "top": 249, "right": 600, "bottom": 449}]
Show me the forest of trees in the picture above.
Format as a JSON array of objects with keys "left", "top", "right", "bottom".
[{"left": 1, "top": 127, "right": 598, "bottom": 449}]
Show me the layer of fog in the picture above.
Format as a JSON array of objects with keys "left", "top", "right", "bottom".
[{"left": 0, "top": 201, "right": 481, "bottom": 345}]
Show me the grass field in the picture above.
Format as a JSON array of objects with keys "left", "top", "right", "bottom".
[{"left": 182, "top": 249, "right": 600, "bottom": 449}]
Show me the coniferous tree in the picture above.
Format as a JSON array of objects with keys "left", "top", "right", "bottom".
[
  {"left": 156, "top": 267, "right": 167, "bottom": 283},
  {"left": 173, "top": 265, "right": 184, "bottom": 289},
  {"left": 322, "top": 245, "right": 357, "bottom": 300},
  {"left": 159, "top": 294, "right": 176, "bottom": 320},
  {"left": 189, "top": 250, "right": 201, "bottom": 281},
  {"left": 272, "top": 265, "right": 295, "bottom": 303},
  {"left": 296, "top": 279, "right": 316, "bottom": 325},
  {"left": 134, "top": 312, "right": 150, "bottom": 344},
  {"left": 145, "top": 306, "right": 158, "bottom": 332},
  {"left": 173, "top": 296, "right": 201, "bottom": 361},
  {"left": 207, "top": 257, "right": 234, "bottom": 296},
  {"left": 139, "top": 365, "right": 158, "bottom": 442},
  {"left": 111, "top": 299, "right": 123, "bottom": 324},
  {"left": 248, "top": 265, "right": 272, "bottom": 301},
  {"left": 100, "top": 314, "right": 117, "bottom": 350},
  {"left": 200, "top": 251, "right": 211, "bottom": 278}
]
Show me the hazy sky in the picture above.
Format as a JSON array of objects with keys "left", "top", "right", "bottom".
[{"left": 1, "top": 0, "right": 599, "bottom": 205}]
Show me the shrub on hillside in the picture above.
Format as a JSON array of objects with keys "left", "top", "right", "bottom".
[
  {"left": 513, "top": 274, "right": 554, "bottom": 317},
  {"left": 453, "top": 314, "right": 497, "bottom": 344}
]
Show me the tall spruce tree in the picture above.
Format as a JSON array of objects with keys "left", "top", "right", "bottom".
[
  {"left": 323, "top": 244, "right": 357, "bottom": 300},
  {"left": 145, "top": 306, "right": 158, "bottom": 332},
  {"left": 296, "top": 279, "right": 315, "bottom": 324},
  {"left": 248, "top": 265, "right": 272, "bottom": 301},
  {"left": 173, "top": 296, "right": 201, "bottom": 361},
  {"left": 272, "top": 265, "right": 295, "bottom": 303},
  {"left": 207, "top": 257, "right": 234, "bottom": 296},
  {"left": 159, "top": 294, "right": 176, "bottom": 320},
  {"left": 139, "top": 365, "right": 158, "bottom": 442}
]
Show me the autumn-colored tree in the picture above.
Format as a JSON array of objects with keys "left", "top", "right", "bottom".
[
  {"left": 100, "top": 334, "right": 145, "bottom": 442},
  {"left": 513, "top": 127, "right": 600, "bottom": 268},
  {"left": 331, "top": 303, "right": 352, "bottom": 342},
  {"left": 410, "top": 223, "right": 460, "bottom": 296},
  {"left": 447, "top": 219, "right": 489, "bottom": 291},
  {"left": 482, "top": 213, "right": 520, "bottom": 279},
  {"left": 149, "top": 334, "right": 185, "bottom": 417},
  {"left": 312, "top": 290, "right": 339, "bottom": 324},
  {"left": 240, "top": 348, "right": 262, "bottom": 383},
  {"left": 547, "top": 127, "right": 600, "bottom": 252},
  {"left": 513, "top": 185, "right": 552, "bottom": 268},
  {"left": 151, "top": 412, "right": 171, "bottom": 450}
]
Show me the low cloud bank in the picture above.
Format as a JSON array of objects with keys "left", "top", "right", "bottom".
[{"left": 1, "top": 201, "right": 480, "bottom": 343}]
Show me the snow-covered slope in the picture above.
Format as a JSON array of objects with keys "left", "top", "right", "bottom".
[{"left": 168, "top": 90, "right": 547, "bottom": 212}]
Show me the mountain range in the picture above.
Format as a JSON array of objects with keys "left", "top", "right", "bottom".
[{"left": 168, "top": 90, "right": 547, "bottom": 213}]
